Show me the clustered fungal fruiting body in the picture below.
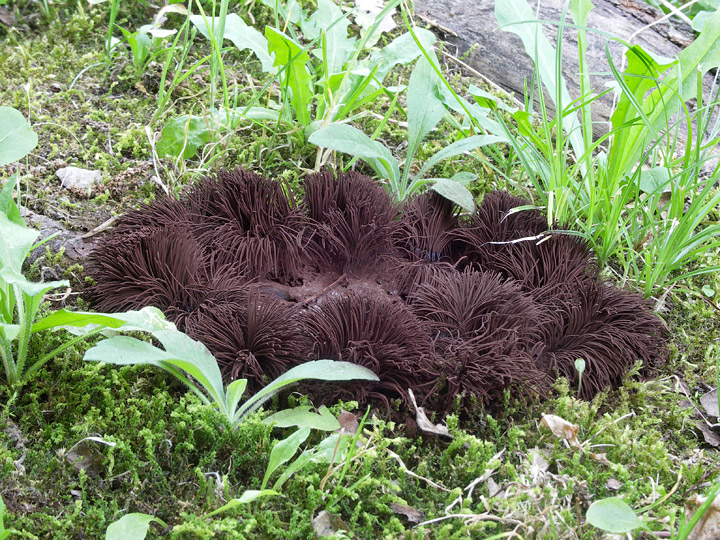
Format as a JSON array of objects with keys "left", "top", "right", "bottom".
[{"left": 86, "top": 169, "right": 668, "bottom": 413}]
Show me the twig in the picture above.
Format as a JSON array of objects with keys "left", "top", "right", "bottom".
[
  {"left": 582, "top": 411, "right": 635, "bottom": 448},
  {"left": 82, "top": 215, "right": 119, "bottom": 238},
  {"left": 415, "top": 512, "right": 522, "bottom": 529},
  {"left": 300, "top": 273, "right": 346, "bottom": 307},
  {"left": 387, "top": 449, "right": 451, "bottom": 492}
]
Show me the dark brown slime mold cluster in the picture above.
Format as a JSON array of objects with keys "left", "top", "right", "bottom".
[{"left": 86, "top": 169, "right": 668, "bottom": 413}]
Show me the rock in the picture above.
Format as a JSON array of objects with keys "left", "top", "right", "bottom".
[
  {"left": 21, "top": 207, "right": 99, "bottom": 263},
  {"left": 56, "top": 166, "right": 102, "bottom": 198}
]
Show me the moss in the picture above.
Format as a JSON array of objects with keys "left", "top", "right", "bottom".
[{"left": 2, "top": 0, "right": 720, "bottom": 538}]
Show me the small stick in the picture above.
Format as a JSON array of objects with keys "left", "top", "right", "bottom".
[{"left": 301, "top": 273, "right": 346, "bottom": 307}]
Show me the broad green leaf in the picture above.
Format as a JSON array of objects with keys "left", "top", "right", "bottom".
[
  {"left": 468, "top": 85, "right": 517, "bottom": 113},
  {"left": 308, "top": 124, "right": 385, "bottom": 159},
  {"left": 216, "top": 107, "right": 281, "bottom": 128},
  {"left": 236, "top": 360, "right": 379, "bottom": 422},
  {"left": 0, "top": 494, "right": 9, "bottom": 540},
  {"left": 105, "top": 513, "right": 166, "bottom": 540},
  {"left": 84, "top": 336, "right": 174, "bottom": 367},
  {"left": 33, "top": 306, "right": 175, "bottom": 334},
  {"left": 266, "top": 27, "right": 314, "bottom": 127},
  {"left": 156, "top": 115, "right": 211, "bottom": 159},
  {"left": 608, "top": 45, "right": 675, "bottom": 181},
  {"left": 368, "top": 28, "right": 436, "bottom": 83},
  {"left": 448, "top": 98, "right": 508, "bottom": 138},
  {"left": 0, "top": 174, "right": 23, "bottom": 226},
  {"left": 32, "top": 310, "right": 128, "bottom": 333},
  {"left": 0, "top": 268, "right": 68, "bottom": 300},
  {"left": 450, "top": 171, "right": 477, "bottom": 186},
  {"left": 190, "top": 14, "right": 275, "bottom": 73},
  {"left": 429, "top": 178, "right": 476, "bottom": 212},
  {"left": 610, "top": 11, "right": 720, "bottom": 180},
  {"left": 258, "top": 0, "right": 304, "bottom": 24},
  {"left": 84, "top": 328, "right": 225, "bottom": 408},
  {"left": 273, "top": 433, "right": 350, "bottom": 490},
  {"left": 0, "top": 324, "right": 20, "bottom": 342},
  {"left": 118, "top": 26, "right": 151, "bottom": 68},
  {"left": 261, "top": 427, "right": 311, "bottom": 489},
  {"left": 204, "top": 490, "right": 279, "bottom": 518},
  {"left": 405, "top": 57, "right": 446, "bottom": 174},
  {"left": 302, "top": 0, "right": 354, "bottom": 74},
  {"left": 264, "top": 405, "right": 340, "bottom": 431},
  {"left": 0, "top": 212, "right": 40, "bottom": 273},
  {"left": 153, "top": 329, "right": 226, "bottom": 405},
  {"left": 0, "top": 107, "right": 38, "bottom": 167},
  {"left": 415, "top": 135, "right": 507, "bottom": 180},
  {"left": 691, "top": 9, "right": 713, "bottom": 32},
  {"left": 571, "top": 0, "right": 594, "bottom": 26},
  {"left": 308, "top": 124, "right": 400, "bottom": 182},
  {"left": 494, "top": 0, "right": 585, "bottom": 159},
  {"left": 638, "top": 167, "right": 671, "bottom": 195},
  {"left": 586, "top": 497, "right": 645, "bottom": 533},
  {"left": 226, "top": 378, "right": 248, "bottom": 417}
]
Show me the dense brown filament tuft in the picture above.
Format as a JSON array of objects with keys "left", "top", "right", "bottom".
[{"left": 86, "top": 168, "right": 668, "bottom": 414}]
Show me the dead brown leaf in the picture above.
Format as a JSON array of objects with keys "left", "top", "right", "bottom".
[
  {"left": 62, "top": 441, "right": 105, "bottom": 476},
  {"left": 312, "top": 510, "right": 352, "bottom": 538},
  {"left": 0, "top": 7, "right": 15, "bottom": 27},
  {"left": 700, "top": 389, "right": 719, "bottom": 419},
  {"left": 389, "top": 503, "right": 424, "bottom": 523},
  {"left": 589, "top": 452, "right": 613, "bottom": 466},
  {"left": 606, "top": 478, "right": 622, "bottom": 490},
  {"left": 337, "top": 411, "right": 358, "bottom": 435},
  {"left": 408, "top": 389, "right": 451, "bottom": 438},
  {"left": 529, "top": 449, "right": 550, "bottom": 485},
  {"left": 540, "top": 414, "right": 581, "bottom": 448},
  {"left": 60, "top": 437, "right": 116, "bottom": 477},
  {"left": 696, "top": 422, "right": 720, "bottom": 447}
]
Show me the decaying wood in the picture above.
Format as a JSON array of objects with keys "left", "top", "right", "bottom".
[{"left": 415, "top": 0, "right": 715, "bottom": 140}]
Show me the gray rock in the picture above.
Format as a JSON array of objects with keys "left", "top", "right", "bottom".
[{"left": 56, "top": 166, "right": 102, "bottom": 197}]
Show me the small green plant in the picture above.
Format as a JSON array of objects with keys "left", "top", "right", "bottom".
[
  {"left": 102, "top": 384, "right": 373, "bottom": 539},
  {"left": 0, "top": 109, "right": 68, "bottom": 387},
  {"left": 0, "top": 106, "right": 38, "bottom": 167},
  {"left": 574, "top": 358, "right": 586, "bottom": 396},
  {"left": 308, "top": 54, "right": 506, "bottom": 210},
  {"left": 0, "top": 495, "right": 14, "bottom": 539},
  {"left": 105, "top": 513, "right": 167, "bottom": 540},
  {"left": 154, "top": 0, "right": 434, "bottom": 162},
  {"left": 715, "top": 339, "right": 720, "bottom": 422},
  {"left": 0, "top": 115, "right": 169, "bottom": 387}
]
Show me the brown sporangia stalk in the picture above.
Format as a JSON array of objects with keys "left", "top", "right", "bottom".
[
  {"left": 304, "top": 292, "right": 434, "bottom": 408},
  {"left": 191, "top": 168, "right": 310, "bottom": 282},
  {"left": 184, "top": 293, "right": 311, "bottom": 385},
  {"left": 409, "top": 269, "right": 548, "bottom": 410},
  {"left": 392, "top": 192, "right": 461, "bottom": 296},
  {"left": 303, "top": 170, "right": 399, "bottom": 273},
  {"left": 86, "top": 168, "right": 668, "bottom": 413}
]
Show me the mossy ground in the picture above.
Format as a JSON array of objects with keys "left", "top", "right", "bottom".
[{"left": 1, "top": 1, "right": 719, "bottom": 538}]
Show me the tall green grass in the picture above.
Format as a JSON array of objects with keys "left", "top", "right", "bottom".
[{"left": 407, "top": 0, "right": 720, "bottom": 297}]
